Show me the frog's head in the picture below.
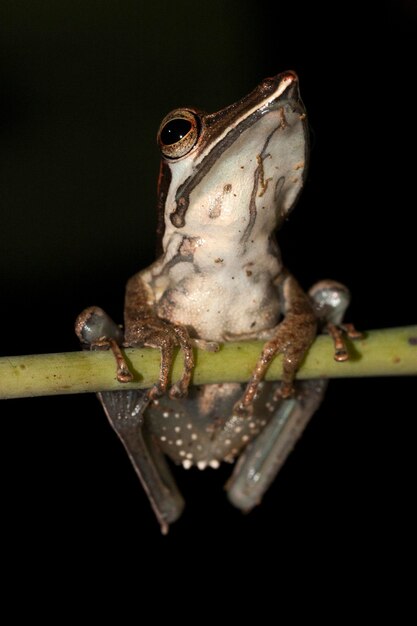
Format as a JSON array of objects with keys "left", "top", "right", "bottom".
[{"left": 156, "top": 71, "right": 308, "bottom": 249}]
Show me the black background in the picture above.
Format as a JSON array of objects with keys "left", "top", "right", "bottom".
[{"left": 1, "top": 0, "right": 415, "bottom": 603}]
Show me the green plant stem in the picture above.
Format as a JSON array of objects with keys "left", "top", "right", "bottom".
[{"left": 0, "top": 326, "right": 415, "bottom": 400}]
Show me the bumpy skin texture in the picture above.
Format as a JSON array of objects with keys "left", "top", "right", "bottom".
[{"left": 76, "top": 71, "right": 355, "bottom": 532}]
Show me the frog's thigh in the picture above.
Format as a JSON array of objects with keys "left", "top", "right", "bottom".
[
  {"left": 226, "top": 380, "right": 327, "bottom": 512},
  {"left": 99, "top": 390, "right": 185, "bottom": 534}
]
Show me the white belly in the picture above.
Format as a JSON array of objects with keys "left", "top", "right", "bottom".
[{"left": 154, "top": 260, "right": 281, "bottom": 341}]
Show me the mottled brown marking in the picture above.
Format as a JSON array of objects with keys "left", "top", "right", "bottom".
[
  {"left": 279, "top": 107, "right": 288, "bottom": 128},
  {"left": 241, "top": 125, "right": 283, "bottom": 244},
  {"left": 179, "top": 236, "right": 199, "bottom": 257},
  {"left": 257, "top": 154, "right": 273, "bottom": 198},
  {"left": 208, "top": 195, "right": 223, "bottom": 218}
]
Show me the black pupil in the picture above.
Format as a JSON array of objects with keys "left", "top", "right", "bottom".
[{"left": 161, "top": 118, "right": 192, "bottom": 145}]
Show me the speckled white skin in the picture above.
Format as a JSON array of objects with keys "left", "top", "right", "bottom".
[{"left": 146, "top": 381, "right": 281, "bottom": 468}]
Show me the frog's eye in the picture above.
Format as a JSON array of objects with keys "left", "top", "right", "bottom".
[{"left": 158, "top": 109, "right": 201, "bottom": 159}]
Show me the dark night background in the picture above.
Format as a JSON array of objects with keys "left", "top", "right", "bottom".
[{"left": 0, "top": 0, "right": 415, "bottom": 604}]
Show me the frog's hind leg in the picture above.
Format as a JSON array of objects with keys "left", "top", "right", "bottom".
[
  {"left": 99, "top": 390, "right": 185, "bottom": 534},
  {"left": 75, "top": 306, "right": 184, "bottom": 533},
  {"left": 226, "top": 380, "right": 327, "bottom": 511},
  {"left": 227, "top": 280, "right": 354, "bottom": 512}
]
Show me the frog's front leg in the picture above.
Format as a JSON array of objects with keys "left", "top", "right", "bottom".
[
  {"left": 124, "top": 272, "right": 194, "bottom": 398},
  {"left": 235, "top": 270, "right": 317, "bottom": 414}
]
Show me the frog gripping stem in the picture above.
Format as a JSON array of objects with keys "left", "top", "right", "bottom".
[{"left": 75, "top": 71, "right": 363, "bottom": 531}]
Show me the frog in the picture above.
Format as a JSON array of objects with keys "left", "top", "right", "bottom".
[{"left": 76, "top": 70, "right": 360, "bottom": 534}]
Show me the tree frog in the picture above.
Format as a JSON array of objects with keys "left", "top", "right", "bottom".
[{"left": 76, "top": 70, "right": 360, "bottom": 533}]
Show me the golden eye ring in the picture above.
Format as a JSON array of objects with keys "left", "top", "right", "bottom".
[{"left": 157, "top": 109, "right": 200, "bottom": 159}]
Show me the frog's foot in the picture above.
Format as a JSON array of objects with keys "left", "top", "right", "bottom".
[
  {"left": 75, "top": 306, "right": 133, "bottom": 382},
  {"left": 308, "top": 280, "right": 363, "bottom": 361},
  {"left": 99, "top": 389, "right": 184, "bottom": 533},
  {"left": 234, "top": 329, "right": 314, "bottom": 417},
  {"left": 326, "top": 322, "right": 363, "bottom": 361},
  {"left": 227, "top": 379, "right": 327, "bottom": 512},
  {"left": 124, "top": 318, "right": 194, "bottom": 400}
]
